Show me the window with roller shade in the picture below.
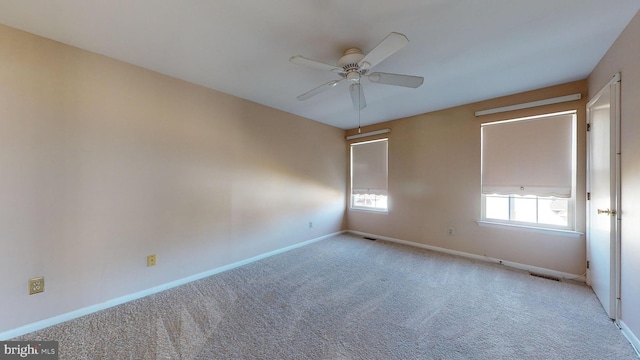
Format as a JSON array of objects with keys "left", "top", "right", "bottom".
[
  {"left": 350, "top": 138, "right": 388, "bottom": 211},
  {"left": 481, "top": 111, "right": 576, "bottom": 229}
]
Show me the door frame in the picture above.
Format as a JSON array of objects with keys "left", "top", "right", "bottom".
[{"left": 586, "top": 72, "right": 621, "bottom": 321}]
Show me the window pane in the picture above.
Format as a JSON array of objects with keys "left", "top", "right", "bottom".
[
  {"left": 352, "top": 194, "right": 387, "bottom": 210},
  {"left": 483, "top": 193, "right": 571, "bottom": 229},
  {"left": 486, "top": 195, "right": 509, "bottom": 220},
  {"left": 538, "top": 198, "right": 568, "bottom": 226},
  {"left": 513, "top": 195, "right": 537, "bottom": 223}
]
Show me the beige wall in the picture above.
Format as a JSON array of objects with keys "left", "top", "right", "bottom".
[
  {"left": 589, "top": 9, "right": 640, "bottom": 345},
  {"left": 0, "top": 24, "right": 346, "bottom": 333},
  {"left": 347, "top": 80, "right": 588, "bottom": 275}
]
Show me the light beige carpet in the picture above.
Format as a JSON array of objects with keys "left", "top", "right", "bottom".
[{"left": 13, "top": 233, "right": 638, "bottom": 359}]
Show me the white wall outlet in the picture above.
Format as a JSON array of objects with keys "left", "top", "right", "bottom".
[
  {"left": 309, "top": 222, "right": 313, "bottom": 228},
  {"left": 448, "top": 228, "right": 454, "bottom": 235}
]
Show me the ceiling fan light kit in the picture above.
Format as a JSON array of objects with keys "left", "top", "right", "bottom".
[{"left": 290, "top": 32, "right": 424, "bottom": 113}]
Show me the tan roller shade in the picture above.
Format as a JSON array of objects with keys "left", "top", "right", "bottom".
[
  {"left": 481, "top": 113, "right": 574, "bottom": 198},
  {"left": 351, "top": 139, "right": 388, "bottom": 196}
]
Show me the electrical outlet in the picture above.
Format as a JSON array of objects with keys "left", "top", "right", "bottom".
[
  {"left": 309, "top": 222, "right": 313, "bottom": 228},
  {"left": 448, "top": 228, "right": 454, "bottom": 235},
  {"left": 147, "top": 254, "right": 156, "bottom": 267},
  {"left": 29, "top": 277, "right": 45, "bottom": 295}
]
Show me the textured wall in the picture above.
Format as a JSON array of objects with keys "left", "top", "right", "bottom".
[{"left": 0, "top": 24, "right": 346, "bottom": 333}]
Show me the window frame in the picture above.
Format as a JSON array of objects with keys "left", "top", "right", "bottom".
[
  {"left": 480, "top": 111, "right": 577, "bottom": 231},
  {"left": 350, "top": 138, "right": 389, "bottom": 213}
]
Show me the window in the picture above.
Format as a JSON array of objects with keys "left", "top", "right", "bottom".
[
  {"left": 481, "top": 111, "right": 576, "bottom": 229},
  {"left": 350, "top": 138, "right": 388, "bottom": 211},
  {"left": 484, "top": 194, "right": 569, "bottom": 227}
]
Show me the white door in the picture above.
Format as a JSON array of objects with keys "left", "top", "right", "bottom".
[{"left": 586, "top": 74, "right": 620, "bottom": 320}]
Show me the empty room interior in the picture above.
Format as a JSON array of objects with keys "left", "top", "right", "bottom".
[{"left": 1, "top": 1, "right": 640, "bottom": 358}]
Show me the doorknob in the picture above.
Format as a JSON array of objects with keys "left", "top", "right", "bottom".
[{"left": 597, "top": 208, "right": 616, "bottom": 216}]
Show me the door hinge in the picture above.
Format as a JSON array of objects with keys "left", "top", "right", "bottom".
[
  {"left": 587, "top": 260, "right": 590, "bottom": 269},
  {"left": 587, "top": 123, "right": 591, "bottom": 131},
  {"left": 587, "top": 192, "right": 591, "bottom": 200}
]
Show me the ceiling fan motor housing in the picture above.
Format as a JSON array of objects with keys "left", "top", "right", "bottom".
[{"left": 338, "top": 48, "right": 366, "bottom": 81}]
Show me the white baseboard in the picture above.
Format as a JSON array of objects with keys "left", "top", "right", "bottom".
[
  {"left": 0, "top": 231, "right": 344, "bottom": 341},
  {"left": 347, "top": 230, "right": 586, "bottom": 282},
  {"left": 620, "top": 320, "right": 640, "bottom": 357}
]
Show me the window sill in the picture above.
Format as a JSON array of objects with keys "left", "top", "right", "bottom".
[
  {"left": 349, "top": 207, "right": 389, "bottom": 214},
  {"left": 476, "top": 220, "right": 583, "bottom": 238}
]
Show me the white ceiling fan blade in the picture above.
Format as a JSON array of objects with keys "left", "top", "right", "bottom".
[
  {"left": 349, "top": 83, "right": 366, "bottom": 110},
  {"left": 296, "top": 79, "right": 343, "bottom": 101},
  {"left": 290, "top": 55, "right": 344, "bottom": 73},
  {"left": 368, "top": 72, "right": 424, "bottom": 88},
  {"left": 358, "top": 32, "right": 409, "bottom": 70}
]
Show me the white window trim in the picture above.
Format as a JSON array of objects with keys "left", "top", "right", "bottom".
[
  {"left": 480, "top": 110, "right": 578, "bottom": 232},
  {"left": 350, "top": 138, "right": 389, "bottom": 212}
]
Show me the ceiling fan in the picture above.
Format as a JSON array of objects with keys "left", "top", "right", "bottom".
[{"left": 290, "top": 32, "right": 424, "bottom": 110}]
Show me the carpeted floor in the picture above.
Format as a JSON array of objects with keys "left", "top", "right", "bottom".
[{"left": 13, "top": 233, "right": 638, "bottom": 359}]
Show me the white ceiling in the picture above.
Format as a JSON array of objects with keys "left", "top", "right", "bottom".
[{"left": 0, "top": 1, "right": 638, "bottom": 129}]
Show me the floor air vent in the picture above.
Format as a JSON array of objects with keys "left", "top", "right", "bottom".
[
  {"left": 363, "top": 237, "right": 377, "bottom": 241},
  {"left": 530, "top": 272, "right": 561, "bottom": 282}
]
